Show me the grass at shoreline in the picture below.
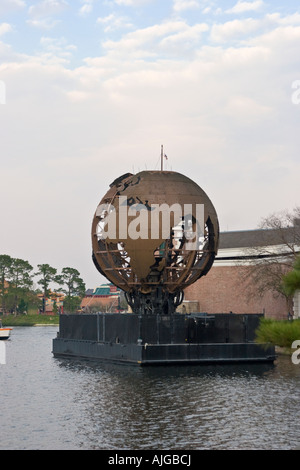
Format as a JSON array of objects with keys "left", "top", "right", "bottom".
[{"left": 1, "top": 314, "right": 59, "bottom": 326}]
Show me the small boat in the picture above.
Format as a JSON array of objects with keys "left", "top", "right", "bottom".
[{"left": 0, "top": 321, "right": 12, "bottom": 340}]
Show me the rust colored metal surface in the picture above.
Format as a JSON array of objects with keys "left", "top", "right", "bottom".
[{"left": 91, "top": 170, "right": 219, "bottom": 310}]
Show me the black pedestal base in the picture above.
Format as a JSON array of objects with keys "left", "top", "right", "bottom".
[{"left": 52, "top": 313, "right": 276, "bottom": 366}]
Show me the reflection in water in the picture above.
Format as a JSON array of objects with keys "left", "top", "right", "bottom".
[
  {"left": 1, "top": 327, "right": 300, "bottom": 450},
  {"left": 56, "top": 357, "right": 299, "bottom": 450}
]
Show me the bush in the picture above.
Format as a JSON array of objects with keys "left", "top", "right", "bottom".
[{"left": 255, "top": 318, "right": 300, "bottom": 348}]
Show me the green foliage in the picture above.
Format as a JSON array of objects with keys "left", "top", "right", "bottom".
[
  {"left": 56, "top": 267, "right": 86, "bottom": 312},
  {"left": 255, "top": 318, "right": 300, "bottom": 349},
  {"left": 0, "top": 255, "right": 12, "bottom": 295},
  {"left": 0, "top": 254, "right": 86, "bottom": 315},
  {"left": 52, "top": 300, "right": 58, "bottom": 314},
  {"left": 282, "top": 255, "right": 300, "bottom": 296},
  {"left": 0, "top": 255, "right": 34, "bottom": 313},
  {"left": 56, "top": 267, "right": 86, "bottom": 297},
  {"left": 35, "top": 264, "right": 58, "bottom": 299},
  {"left": 63, "top": 295, "right": 82, "bottom": 313},
  {"left": 18, "top": 298, "right": 28, "bottom": 314}
]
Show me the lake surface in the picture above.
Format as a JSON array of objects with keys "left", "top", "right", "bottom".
[{"left": 0, "top": 326, "right": 300, "bottom": 450}]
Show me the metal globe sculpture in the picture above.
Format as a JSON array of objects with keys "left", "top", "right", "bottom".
[{"left": 91, "top": 170, "right": 219, "bottom": 314}]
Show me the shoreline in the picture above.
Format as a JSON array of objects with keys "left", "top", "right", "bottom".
[{"left": 1, "top": 314, "right": 60, "bottom": 327}]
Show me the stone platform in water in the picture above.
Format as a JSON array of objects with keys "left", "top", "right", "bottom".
[{"left": 52, "top": 313, "right": 276, "bottom": 365}]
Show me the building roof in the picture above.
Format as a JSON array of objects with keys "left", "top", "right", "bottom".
[
  {"left": 85, "top": 289, "right": 94, "bottom": 296},
  {"left": 94, "top": 286, "right": 111, "bottom": 296},
  {"left": 85, "top": 284, "right": 120, "bottom": 297},
  {"left": 219, "top": 225, "right": 300, "bottom": 249}
]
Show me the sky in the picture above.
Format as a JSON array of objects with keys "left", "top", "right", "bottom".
[{"left": 0, "top": 0, "right": 300, "bottom": 289}]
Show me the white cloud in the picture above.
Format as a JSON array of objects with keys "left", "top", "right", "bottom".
[
  {"left": 97, "top": 14, "right": 133, "bottom": 32},
  {"left": 160, "top": 23, "right": 209, "bottom": 52},
  {"left": 173, "top": 0, "right": 200, "bottom": 12},
  {"left": 79, "top": 5, "right": 92, "bottom": 15},
  {"left": 248, "top": 23, "right": 300, "bottom": 62},
  {"left": 27, "top": 1, "right": 69, "bottom": 29},
  {"left": 1, "top": 6, "right": 300, "bottom": 285},
  {"left": 101, "top": 20, "right": 205, "bottom": 58},
  {"left": 28, "top": 0, "right": 69, "bottom": 19},
  {"left": 270, "top": 12, "right": 300, "bottom": 26},
  {"left": 226, "top": 0, "right": 264, "bottom": 14},
  {"left": 0, "top": 0, "right": 25, "bottom": 15},
  {"left": 78, "top": 0, "right": 94, "bottom": 16},
  {"left": 38, "top": 36, "right": 77, "bottom": 64},
  {"left": 27, "top": 18, "right": 61, "bottom": 29},
  {"left": 0, "top": 23, "right": 13, "bottom": 36},
  {"left": 211, "top": 12, "right": 300, "bottom": 44},
  {"left": 40, "top": 36, "right": 76, "bottom": 49},
  {"left": 223, "top": 95, "right": 273, "bottom": 123},
  {"left": 113, "top": 0, "right": 151, "bottom": 6},
  {"left": 210, "top": 18, "right": 261, "bottom": 42}
]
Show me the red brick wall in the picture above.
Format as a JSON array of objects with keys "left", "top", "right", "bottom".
[{"left": 185, "top": 265, "right": 288, "bottom": 319}]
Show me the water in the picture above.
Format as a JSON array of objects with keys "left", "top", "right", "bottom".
[{"left": 0, "top": 326, "right": 300, "bottom": 450}]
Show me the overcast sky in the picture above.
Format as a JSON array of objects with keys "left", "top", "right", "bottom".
[{"left": 0, "top": 0, "right": 299, "bottom": 289}]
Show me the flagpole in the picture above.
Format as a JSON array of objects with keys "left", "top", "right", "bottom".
[{"left": 161, "top": 144, "right": 163, "bottom": 171}]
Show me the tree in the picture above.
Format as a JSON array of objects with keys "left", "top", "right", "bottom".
[
  {"left": 18, "top": 298, "right": 28, "bottom": 314},
  {"left": 0, "top": 254, "right": 13, "bottom": 312},
  {"left": 35, "top": 264, "right": 58, "bottom": 312},
  {"left": 52, "top": 300, "right": 58, "bottom": 314},
  {"left": 239, "top": 207, "right": 300, "bottom": 308},
  {"left": 9, "top": 258, "right": 34, "bottom": 313},
  {"left": 56, "top": 267, "right": 86, "bottom": 313},
  {"left": 282, "top": 256, "right": 300, "bottom": 297}
]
